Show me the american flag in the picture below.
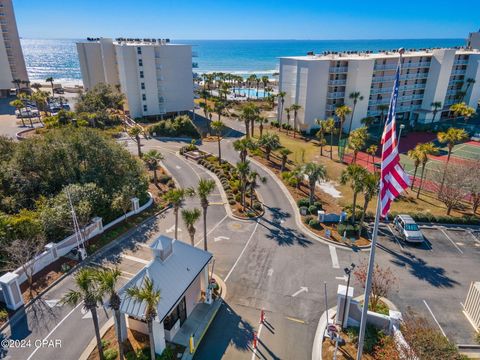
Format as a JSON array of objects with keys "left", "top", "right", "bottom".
[{"left": 380, "top": 64, "right": 410, "bottom": 217}]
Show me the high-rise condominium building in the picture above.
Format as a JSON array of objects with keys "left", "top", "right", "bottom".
[
  {"left": 77, "top": 38, "right": 194, "bottom": 119},
  {"left": 278, "top": 31, "right": 480, "bottom": 132},
  {"left": 0, "top": 0, "right": 28, "bottom": 96}
]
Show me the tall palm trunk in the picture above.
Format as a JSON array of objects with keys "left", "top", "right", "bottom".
[
  {"left": 351, "top": 192, "right": 358, "bottom": 224},
  {"left": 416, "top": 163, "right": 427, "bottom": 199},
  {"left": 153, "top": 168, "right": 158, "bottom": 187},
  {"left": 147, "top": 319, "right": 156, "bottom": 360},
  {"left": 309, "top": 181, "right": 315, "bottom": 205},
  {"left": 250, "top": 185, "right": 255, "bottom": 207},
  {"left": 113, "top": 308, "right": 125, "bottom": 360},
  {"left": 244, "top": 120, "right": 250, "bottom": 138},
  {"left": 250, "top": 119, "right": 255, "bottom": 137},
  {"left": 136, "top": 134, "right": 142, "bottom": 157},
  {"left": 202, "top": 205, "right": 208, "bottom": 251},
  {"left": 359, "top": 198, "right": 370, "bottom": 237},
  {"left": 90, "top": 306, "right": 105, "bottom": 360},
  {"left": 330, "top": 133, "right": 334, "bottom": 160},
  {"left": 293, "top": 112, "right": 297, "bottom": 138},
  {"left": 411, "top": 164, "right": 419, "bottom": 190},
  {"left": 347, "top": 103, "right": 357, "bottom": 137},
  {"left": 439, "top": 148, "right": 453, "bottom": 192},
  {"left": 259, "top": 122, "right": 264, "bottom": 137},
  {"left": 217, "top": 137, "right": 222, "bottom": 163}
]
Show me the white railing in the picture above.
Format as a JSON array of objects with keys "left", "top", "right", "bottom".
[
  {"left": 328, "top": 79, "right": 347, "bottom": 86},
  {"left": 327, "top": 92, "right": 345, "bottom": 99},
  {"left": 454, "top": 59, "right": 468, "bottom": 65},
  {"left": 329, "top": 66, "right": 348, "bottom": 73}
]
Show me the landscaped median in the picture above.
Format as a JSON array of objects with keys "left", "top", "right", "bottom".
[{"left": 180, "top": 143, "right": 265, "bottom": 219}]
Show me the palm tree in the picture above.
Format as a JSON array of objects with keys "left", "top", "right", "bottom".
[
  {"left": 416, "top": 142, "right": 439, "bottom": 199},
  {"left": 437, "top": 128, "right": 469, "bottom": 165},
  {"left": 335, "top": 105, "right": 352, "bottom": 145},
  {"left": 197, "top": 179, "right": 216, "bottom": 251},
  {"left": 31, "top": 82, "right": 42, "bottom": 92},
  {"left": 96, "top": 268, "right": 125, "bottom": 360},
  {"left": 430, "top": 101, "right": 442, "bottom": 124},
  {"left": 377, "top": 104, "right": 389, "bottom": 125},
  {"left": 315, "top": 119, "right": 328, "bottom": 157},
  {"left": 247, "top": 74, "right": 257, "bottom": 99},
  {"left": 11, "top": 78, "right": 21, "bottom": 90},
  {"left": 143, "top": 150, "right": 164, "bottom": 187},
  {"left": 463, "top": 78, "right": 476, "bottom": 100},
  {"left": 181, "top": 208, "right": 201, "bottom": 246},
  {"left": 285, "top": 107, "right": 291, "bottom": 135},
  {"left": 233, "top": 138, "right": 256, "bottom": 162},
  {"left": 277, "top": 91, "right": 286, "bottom": 128},
  {"left": 407, "top": 146, "right": 422, "bottom": 190},
  {"left": 213, "top": 101, "right": 226, "bottom": 122},
  {"left": 45, "top": 77, "right": 55, "bottom": 96},
  {"left": 128, "top": 126, "right": 143, "bottom": 158},
  {"left": 257, "top": 116, "right": 268, "bottom": 137},
  {"left": 239, "top": 102, "right": 259, "bottom": 138},
  {"left": 211, "top": 120, "right": 225, "bottom": 163},
  {"left": 261, "top": 76, "right": 269, "bottom": 98},
  {"left": 347, "top": 127, "right": 368, "bottom": 164},
  {"left": 290, "top": 104, "right": 302, "bottom": 138},
  {"left": 340, "top": 164, "right": 368, "bottom": 224},
  {"left": 302, "top": 162, "right": 327, "bottom": 205},
  {"left": 10, "top": 99, "right": 26, "bottom": 127},
  {"left": 247, "top": 171, "right": 266, "bottom": 207},
  {"left": 163, "top": 188, "right": 195, "bottom": 240},
  {"left": 257, "top": 133, "right": 280, "bottom": 161},
  {"left": 347, "top": 92, "right": 364, "bottom": 136},
  {"left": 279, "top": 148, "right": 292, "bottom": 172},
  {"left": 236, "top": 161, "right": 251, "bottom": 210},
  {"left": 322, "top": 118, "right": 336, "bottom": 160},
  {"left": 449, "top": 102, "right": 476, "bottom": 125},
  {"left": 366, "top": 145, "right": 378, "bottom": 166},
  {"left": 359, "top": 172, "right": 380, "bottom": 236},
  {"left": 126, "top": 277, "right": 161, "bottom": 360},
  {"left": 61, "top": 267, "right": 105, "bottom": 360}
]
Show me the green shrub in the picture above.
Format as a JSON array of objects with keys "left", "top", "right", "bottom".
[
  {"left": 235, "top": 193, "right": 241, "bottom": 202},
  {"left": 246, "top": 211, "right": 256, "bottom": 218},
  {"left": 297, "top": 198, "right": 310, "bottom": 208},
  {"left": 253, "top": 202, "right": 263, "bottom": 211},
  {"left": 313, "top": 201, "right": 323, "bottom": 210},
  {"left": 148, "top": 115, "right": 199, "bottom": 138},
  {"left": 60, "top": 263, "right": 71, "bottom": 273},
  {"left": 103, "top": 348, "right": 118, "bottom": 360},
  {"left": 281, "top": 171, "right": 292, "bottom": 180},
  {"left": 101, "top": 339, "right": 110, "bottom": 349},
  {"left": 309, "top": 219, "right": 321, "bottom": 230},
  {"left": 158, "top": 347, "right": 175, "bottom": 360},
  {"left": 0, "top": 309, "right": 8, "bottom": 321},
  {"left": 229, "top": 199, "right": 236, "bottom": 205},
  {"left": 308, "top": 205, "right": 318, "bottom": 215},
  {"left": 158, "top": 174, "right": 171, "bottom": 184},
  {"left": 270, "top": 120, "right": 280, "bottom": 128},
  {"left": 337, "top": 223, "right": 360, "bottom": 238},
  {"left": 304, "top": 215, "right": 314, "bottom": 225},
  {"left": 346, "top": 325, "right": 384, "bottom": 354}
]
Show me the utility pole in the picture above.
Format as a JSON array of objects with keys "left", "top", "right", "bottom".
[{"left": 341, "top": 263, "right": 355, "bottom": 329}]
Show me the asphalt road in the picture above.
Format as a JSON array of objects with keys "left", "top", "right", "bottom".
[{"left": 1, "top": 114, "right": 479, "bottom": 360}]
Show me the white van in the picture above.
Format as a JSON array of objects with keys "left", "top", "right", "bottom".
[{"left": 393, "top": 215, "right": 424, "bottom": 243}]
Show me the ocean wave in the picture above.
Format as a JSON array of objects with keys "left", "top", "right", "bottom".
[{"left": 195, "top": 69, "right": 279, "bottom": 76}]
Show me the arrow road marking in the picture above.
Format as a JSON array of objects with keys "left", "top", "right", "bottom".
[
  {"left": 335, "top": 275, "right": 348, "bottom": 282},
  {"left": 214, "top": 236, "right": 229, "bottom": 242},
  {"left": 166, "top": 225, "right": 181, "bottom": 234},
  {"left": 45, "top": 299, "right": 60, "bottom": 308},
  {"left": 291, "top": 286, "right": 308, "bottom": 297},
  {"left": 267, "top": 268, "right": 274, "bottom": 277}
]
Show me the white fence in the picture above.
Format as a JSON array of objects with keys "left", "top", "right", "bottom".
[
  {"left": 0, "top": 194, "right": 153, "bottom": 310},
  {"left": 464, "top": 281, "right": 480, "bottom": 331}
]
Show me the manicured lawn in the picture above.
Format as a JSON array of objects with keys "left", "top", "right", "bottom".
[{"left": 261, "top": 128, "right": 478, "bottom": 219}]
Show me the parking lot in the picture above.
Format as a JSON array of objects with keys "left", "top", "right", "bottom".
[{"left": 374, "top": 223, "right": 480, "bottom": 344}]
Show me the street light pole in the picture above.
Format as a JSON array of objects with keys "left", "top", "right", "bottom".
[
  {"left": 397, "top": 123, "right": 405, "bottom": 148},
  {"left": 341, "top": 263, "right": 355, "bottom": 329}
]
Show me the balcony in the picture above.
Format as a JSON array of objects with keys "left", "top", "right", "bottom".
[
  {"left": 451, "top": 69, "right": 466, "bottom": 76},
  {"left": 454, "top": 59, "right": 468, "bottom": 65},
  {"left": 403, "top": 61, "right": 431, "bottom": 69},
  {"left": 374, "top": 63, "right": 397, "bottom": 71},
  {"left": 328, "top": 79, "right": 347, "bottom": 86},
  {"left": 327, "top": 92, "right": 345, "bottom": 99},
  {"left": 329, "top": 66, "right": 348, "bottom": 73},
  {"left": 326, "top": 104, "right": 337, "bottom": 111}
]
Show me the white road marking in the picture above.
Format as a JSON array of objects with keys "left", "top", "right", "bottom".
[
  {"left": 291, "top": 287, "right": 308, "bottom": 297},
  {"left": 439, "top": 228, "right": 463, "bottom": 254},
  {"left": 423, "top": 300, "right": 446, "bottom": 337},
  {"left": 224, "top": 222, "right": 259, "bottom": 283},
  {"left": 335, "top": 275, "right": 348, "bottom": 282},
  {"left": 214, "top": 236, "right": 230, "bottom": 242},
  {"left": 386, "top": 224, "right": 404, "bottom": 249},
  {"left": 82, "top": 310, "right": 92, "bottom": 319},
  {"left": 267, "top": 268, "right": 274, "bottom": 277},
  {"left": 166, "top": 224, "right": 181, "bottom": 234},
  {"left": 329, "top": 245, "right": 340, "bottom": 269},
  {"left": 469, "top": 231, "right": 480, "bottom": 245},
  {"left": 175, "top": 165, "right": 181, "bottom": 169},
  {"left": 26, "top": 302, "right": 83, "bottom": 360},
  {"left": 195, "top": 214, "right": 228, "bottom": 247},
  {"left": 120, "top": 254, "right": 150, "bottom": 265},
  {"left": 45, "top": 299, "right": 60, "bottom": 308}
]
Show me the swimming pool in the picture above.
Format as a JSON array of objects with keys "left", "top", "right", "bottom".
[{"left": 231, "top": 88, "right": 268, "bottom": 98}]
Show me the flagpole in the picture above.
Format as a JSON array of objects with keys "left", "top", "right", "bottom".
[{"left": 356, "top": 48, "right": 404, "bottom": 360}]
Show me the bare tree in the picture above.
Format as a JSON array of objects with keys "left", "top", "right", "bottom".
[
  {"left": 3, "top": 236, "right": 46, "bottom": 299},
  {"left": 435, "top": 163, "right": 469, "bottom": 215},
  {"left": 464, "top": 160, "right": 480, "bottom": 214},
  {"left": 354, "top": 261, "right": 397, "bottom": 310}
]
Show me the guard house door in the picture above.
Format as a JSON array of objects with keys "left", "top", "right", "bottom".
[{"left": 179, "top": 297, "right": 187, "bottom": 326}]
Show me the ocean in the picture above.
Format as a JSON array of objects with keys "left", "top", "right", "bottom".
[{"left": 21, "top": 38, "right": 465, "bottom": 86}]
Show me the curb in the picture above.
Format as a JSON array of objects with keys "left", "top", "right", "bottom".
[
  {"left": 78, "top": 317, "right": 115, "bottom": 360},
  {"left": 248, "top": 156, "right": 371, "bottom": 251},
  {"left": 0, "top": 203, "right": 169, "bottom": 334}
]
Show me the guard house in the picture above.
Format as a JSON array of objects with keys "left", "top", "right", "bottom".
[{"left": 116, "top": 235, "right": 214, "bottom": 355}]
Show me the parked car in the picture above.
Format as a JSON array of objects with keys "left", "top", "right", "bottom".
[
  {"left": 393, "top": 214, "right": 424, "bottom": 243},
  {"left": 53, "top": 87, "right": 65, "bottom": 94},
  {"left": 15, "top": 108, "right": 39, "bottom": 118}
]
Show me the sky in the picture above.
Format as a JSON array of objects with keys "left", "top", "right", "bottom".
[{"left": 13, "top": 0, "right": 480, "bottom": 40}]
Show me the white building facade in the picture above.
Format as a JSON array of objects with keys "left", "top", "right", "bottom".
[
  {"left": 0, "top": 0, "right": 28, "bottom": 96},
  {"left": 77, "top": 38, "right": 194, "bottom": 119},
  {"left": 279, "top": 31, "right": 480, "bottom": 132}
]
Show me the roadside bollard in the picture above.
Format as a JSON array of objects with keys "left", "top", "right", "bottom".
[
  {"left": 260, "top": 309, "right": 265, "bottom": 324},
  {"left": 189, "top": 334, "right": 195, "bottom": 354},
  {"left": 253, "top": 331, "right": 257, "bottom": 349}
]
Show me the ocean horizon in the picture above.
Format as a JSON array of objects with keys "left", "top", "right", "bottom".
[{"left": 21, "top": 38, "right": 465, "bottom": 86}]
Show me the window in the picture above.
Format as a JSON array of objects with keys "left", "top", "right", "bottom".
[
  {"left": 137, "top": 46, "right": 142, "bottom": 55},
  {"left": 141, "top": 82, "right": 145, "bottom": 90},
  {"left": 143, "top": 105, "right": 148, "bottom": 112},
  {"left": 405, "top": 223, "right": 419, "bottom": 231},
  {"left": 139, "top": 71, "right": 144, "bottom": 78},
  {"left": 142, "top": 94, "right": 146, "bottom": 101},
  {"left": 138, "top": 59, "right": 143, "bottom": 67}
]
